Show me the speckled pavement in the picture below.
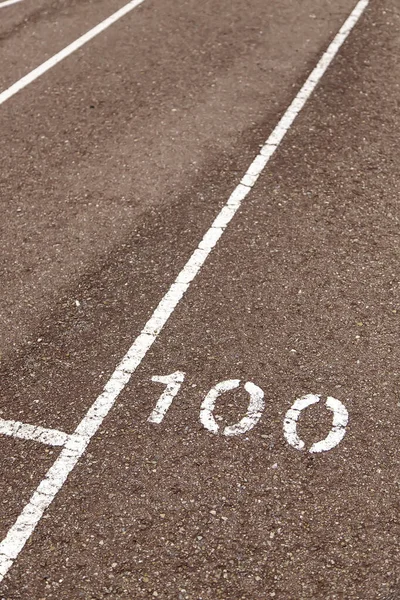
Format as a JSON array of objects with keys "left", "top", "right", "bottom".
[{"left": 1, "top": 0, "right": 399, "bottom": 598}]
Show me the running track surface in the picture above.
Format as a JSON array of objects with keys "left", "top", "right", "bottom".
[{"left": 0, "top": 0, "right": 400, "bottom": 598}]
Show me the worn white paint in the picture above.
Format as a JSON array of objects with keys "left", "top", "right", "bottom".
[
  {"left": 283, "top": 394, "right": 349, "bottom": 453},
  {"left": 283, "top": 394, "right": 320, "bottom": 450},
  {"left": 200, "top": 379, "right": 241, "bottom": 434},
  {"left": 0, "top": 0, "right": 24, "bottom": 8},
  {"left": 309, "top": 396, "right": 349, "bottom": 453},
  {"left": 148, "top": 371, "right": 186, "bottom": 424},
  {"left": 0, "top": 418, "right": 69, "bottom": 446},
  {"left": 0, "top": 0, "right": 147, "bottom": 107},
  {"left": 224, "top": 382, "right": 265, "bottom": 436},
  {"left": 0, "top": 0, "right": 369, "bottom": 582},
  {"left": 200, "top": 380, "right": 265, "bottom": 436}
]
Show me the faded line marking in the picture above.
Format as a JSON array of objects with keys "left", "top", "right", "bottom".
[
  {"left": 0, "top": 0, "right": 24, "bottom": 8},
  {"left": 0, "top": 0, "right": 369, "bottom": 582},
  {"left": 0, "top": 418, "right": 69, "bottom": 447},
  {"left": 0, "top": 0, "right": 146, "bottom": 106}
]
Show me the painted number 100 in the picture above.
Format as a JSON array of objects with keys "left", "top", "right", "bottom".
[{"left": 147, "top": 371, "right": 349, "bottom": 454}]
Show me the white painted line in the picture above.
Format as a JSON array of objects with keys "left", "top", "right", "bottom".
[
  {"left": 0, "top": 0, "right": 147, "bottom": 107},
  {"left": 0, "top": 418, "right": 69, "bottom": 447},
  {"left": 0, "top": 0, "right": 24, "bottom": 8},
  {"left": 0, "top": 0, "right": 369, "bottom": 581}
]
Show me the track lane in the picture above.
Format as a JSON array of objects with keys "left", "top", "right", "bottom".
[
  {"left": 0, "top": 1, "right": 369, "bottom": 583},
  {"left": 0, "top": 0, "right": 129, "bottom": 90},
  {"left": 0, "top": 0, "right": 355, "bottom": 426},
  {"left": 0, "top": 1, "right": 358, "bottom": 590},
  {"left": 0, "top": 0, "right": 389, "bottom": 597}
]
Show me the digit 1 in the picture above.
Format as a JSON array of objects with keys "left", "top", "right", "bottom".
[{"left": 147, "top": 371, "right": 186, "bottom": 424}]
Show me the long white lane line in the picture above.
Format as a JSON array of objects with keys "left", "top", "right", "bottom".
[
  {"left": 0, "top": 0, "right": 24, "bottom": 8},
  {"left": 0, "top": 419, "right": 69, "bottom": 447},
  {"left": 0, "top": 0, "right": 146, "bottom": 107},
  {"left": 0, "top": 0, "right": 369, "bottom": 582}
]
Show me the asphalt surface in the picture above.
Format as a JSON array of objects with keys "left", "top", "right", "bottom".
[{"left": 1, "top": 0, "right": 399, "bottom": 598}]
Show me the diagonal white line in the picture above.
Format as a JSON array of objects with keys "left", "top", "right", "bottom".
[
  {"left": 0, "top": 0, "right": 146, "bottom": 106},
  {"left": 0, "top": 0, "right": 24, "bottom": 8},
  {"left": 0, "top": 418, "right": 69, "bottom": 447},
  {"left": 0, "top": 0, "right": 369, "bottom": 582}
]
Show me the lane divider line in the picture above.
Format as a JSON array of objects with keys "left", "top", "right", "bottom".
[
  {"left": 0, "top": 0, "right": 369, "bottom": 582},
  {"left": 0, "top": 0, "right": 24, "bottom": 8},
  {"left": 0, "top": 0, "right": 147, "bottom": 106},
  {"left": 0, "top": 418, "right": 69, "bottom": 447}
]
